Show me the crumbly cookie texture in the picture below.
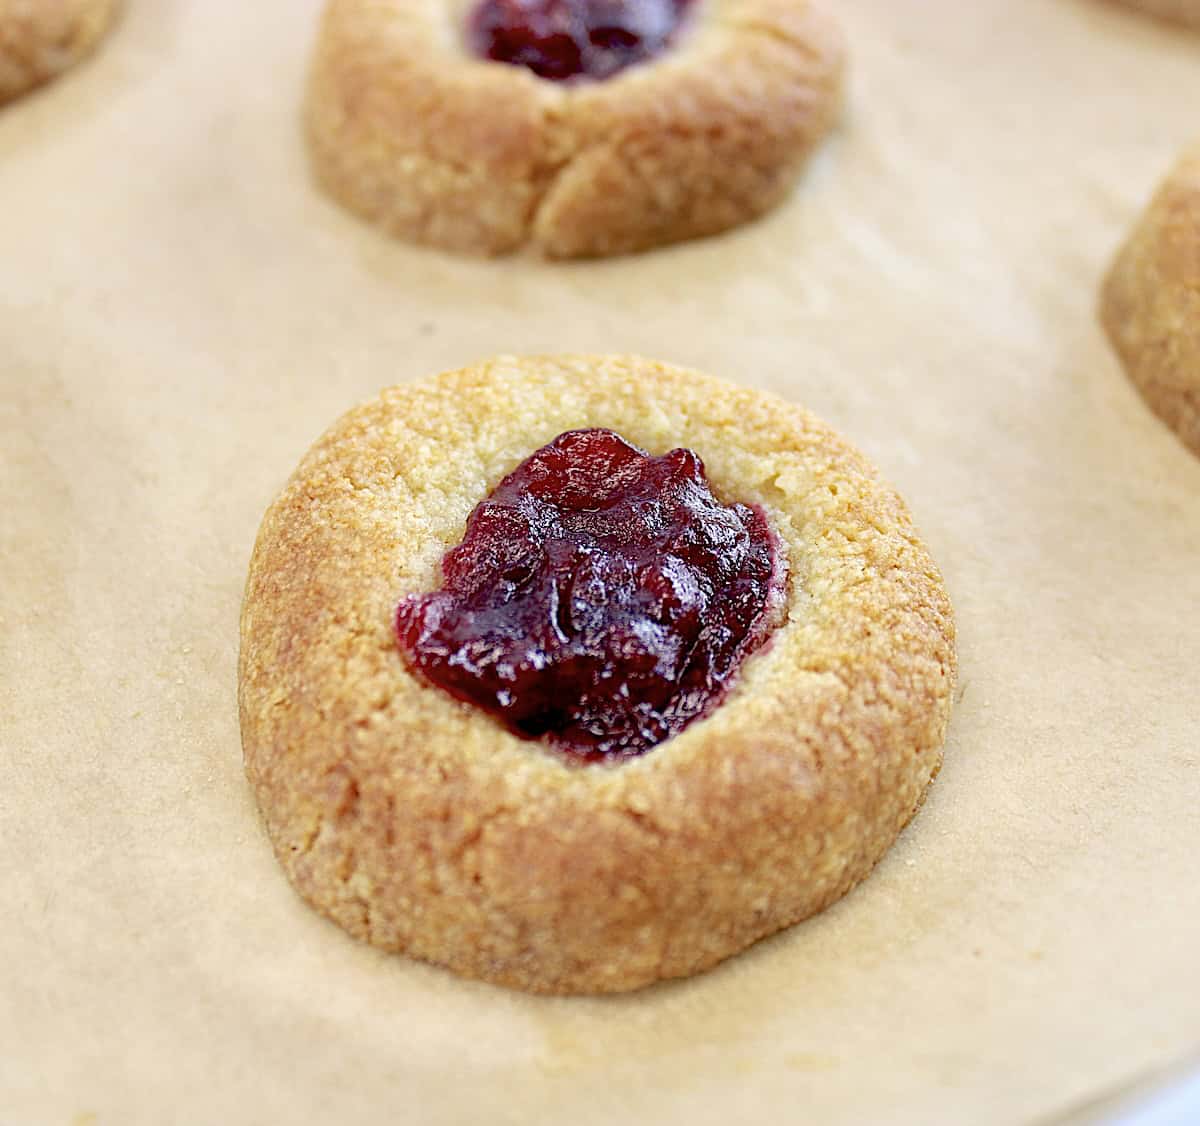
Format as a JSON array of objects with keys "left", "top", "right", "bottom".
[
  {"left": 0, "top": 0, "right": 118, "bottom": 105},
  {"left": 1104, "top": 0, "right": 1200, "bottom": 28},
  {"left": 1100, "top": 150, "right": 1200, "bottom": 459},
  {"left": 305, "top": 0, "right": 845, "bottom": 258},
  {"left": 239, "top": 356, "right": 956, "bottom": 995}
]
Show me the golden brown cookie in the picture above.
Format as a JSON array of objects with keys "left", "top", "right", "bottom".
[
  {"left": 239, "top": 355, "right": 956, "bottom": 994},
  {"left": 0, "top": 0, "right": 118, "bottom": 106},
  {"left": 1104, "top": 0, "right": 1200, "bottom": 28},
  {"left": 1100, "top": 149, "right": 1200, "bottom": 459},
  {"left": 305, "top": 0, "right": 845, "bottom": 258}
]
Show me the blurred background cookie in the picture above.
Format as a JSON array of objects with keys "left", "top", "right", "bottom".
[
  {"left": 1104, "top": 0, "right": 1200, "bottom": 29},
  {"left": 0, "top": 0, "right": 118, "bottom": 105},
  {"left": 1100, "top": 149, "right": 1200, "bottom": 458},
  {"left": 305, "top": 0, "right": 845, "bottom": 257}
]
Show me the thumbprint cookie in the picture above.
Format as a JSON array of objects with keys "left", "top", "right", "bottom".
[
  {"left": 239, "top": 355, "right": 956, "bottom": 993},
  {"left": 305, "top": 0, "right": 845, "bottom": 257}
]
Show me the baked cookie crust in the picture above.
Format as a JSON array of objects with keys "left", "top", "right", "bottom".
[
  {"left": 239, "top": 355, "right": 956, "bottom": 994},
  {"left": 1104, "top": 0, "right": 1200, "bottom": 28},
  {"left": 0, "top": 0, "right": 118, "bottom": 106},
  {"left": 305, "top": 0, "right": 845, "bottom": 258},
  {"left": 1100, "top": 149, "right": 1200, "bottom": 459}
]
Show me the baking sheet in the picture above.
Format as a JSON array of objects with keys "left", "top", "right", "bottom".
[{"left": 3, "top": 1, "right": 1200, "bottom": 1123}]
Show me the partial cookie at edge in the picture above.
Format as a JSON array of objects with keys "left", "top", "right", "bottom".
[
  {"left": 305, "top": 0, "right": 845, "bottom": 257},
  {"left": 1103, "top": 0, "right": 1200, "bottom": 29},
  {"left": 1100, "top": 149, "right": 1200, "bottom": 459},
  {"left": 0, "top": 0, "right": 119, "bottom": 105}
]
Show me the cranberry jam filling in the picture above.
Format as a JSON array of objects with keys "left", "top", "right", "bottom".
[
  {"left": 465, "top": 0, "right": 693, "bottom": 82},
  {"left": 396, "top": 429, "right": 786, "bottom": 760}
]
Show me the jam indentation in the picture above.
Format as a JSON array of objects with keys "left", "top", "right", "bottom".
[
  {"left": 466, "top": 0, "right": 693, "bottom": 82},
  {"left": 396, "top": 428, "right": 786, "bottom": 760}
]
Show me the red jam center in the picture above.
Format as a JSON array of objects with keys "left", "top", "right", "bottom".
[
  {"left": 466, "top": 0, "right": 693, "bottom": 82},
  {"left": 396, "top": 429, "right": 785, "bottom": 759}
]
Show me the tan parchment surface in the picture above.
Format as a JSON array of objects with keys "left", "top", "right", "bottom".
[{"left": 2, "top": 2, "right": 1199, "bottom": 1123}]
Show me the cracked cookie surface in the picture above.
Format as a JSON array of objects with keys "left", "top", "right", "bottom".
[
  {"left": 304, "top": 0, "right": 845, "bottom": 257},
  {"left": 239, "top": 355, "right": 956, "bottom": 994},
  {"left": 0, "top": 0, "right": 118, "bottom": 105},
  {"left": 1101, "top": 149, "right": 1200, "bottom": 459}
]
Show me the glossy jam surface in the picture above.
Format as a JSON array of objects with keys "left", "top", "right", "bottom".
[
  {"left": 396, "top": 429, "right": 785, "bottom": 759},
  {"left": 466, "top": 0, "right": 692, "bottom": 82}
]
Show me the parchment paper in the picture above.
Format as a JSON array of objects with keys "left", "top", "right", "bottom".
[{"left": 3, "top": 1, "right": 1199, "bottom": 1123}]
